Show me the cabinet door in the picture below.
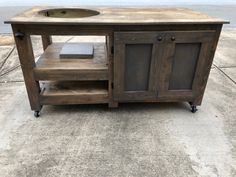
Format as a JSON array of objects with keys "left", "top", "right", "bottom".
[
  {"left": 157, "top": 31, "right": 216, "bottom": 101},
  {"left": 113, "top": 32, "right": 162, "bottom": 101}
]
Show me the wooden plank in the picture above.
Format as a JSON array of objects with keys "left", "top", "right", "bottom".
[
  {"left": 107, "top": 34, "right": 119, "bottom": 108},
  {"left": 34, "top": 70, "right": 108, "bottom": 81},
  {"left": 12, "top": 25, "right": 41, "bottom": 111},
  {"left": 9, "top": 24, "right": 221, "bottom": 36},
  {"left": 115, "top": 31, "right": 215, "bottom": 43},
  {"left": 40, "top": 81, "right": 109, "bottom": 105},
  {"left": 34, "top": 43, "right": 108, "bottom": 80},
  {"left": 41, "top": 35, "right": 52, "bottom": 50},
  {"left": 15, "top": 24, "right": 114, "bottom": 35},
  {"left": 157, "top": 42, "right": 175, "bottom": 94},
  {"left": 192, "top": 24, "right": 223, "bottom": 105},
  {"left": 5, "top": 7, "right": 229, "bottom": 25},
  {"left": 113, "top": 36, "right": 125, "bottom": 100}
]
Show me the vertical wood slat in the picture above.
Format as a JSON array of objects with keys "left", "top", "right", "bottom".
[
  {"left": 157, "top": 42, "right": 175, "bottom": 95},
  {"left": 42, "top": 35, "right": 52, "bottom": 51},
  {"left": 192, "top": 25, "right": 223, "bottom": 105},
  {"left": 113, "top": 38, "right": 125, "bottom": 100},
  {"left": 148, "top": 43, "right": 159, "bottom": 94},
  {"left": 107, "top": 34, "right": 119, "bottom": 107},
  {"left": 12, "top": 25, "right": 41, "bottom": 111}
]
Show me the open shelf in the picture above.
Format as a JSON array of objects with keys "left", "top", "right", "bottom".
[
  {"left": 34, "top": 42, "right": 108, "bottom": 81},
  {"left": 39, "top": 81, "right": 109, "bottom": 105}
]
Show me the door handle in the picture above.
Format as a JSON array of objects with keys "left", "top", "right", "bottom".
[
  {"left": 171, "top": 36, "right": 176, "bottom": 41},
  {"left": 157, "top": 36, "right": 163, "bottom": 41}
]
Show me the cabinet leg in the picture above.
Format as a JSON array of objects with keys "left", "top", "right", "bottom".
[
  {"left": 12, "top": 26, "right": 41, "bottom": 111},
  {"left": 33, "top": 106, "right": 42, "bottom": 118},
  {"left": 42, "top": 35, "right": 52, "bottom": 51},
  {"left": 189, "top": 102, "right": 198, "bottom": 113},
  {"left": 34, "top": 111, "right": 40, "bottom": 118}
]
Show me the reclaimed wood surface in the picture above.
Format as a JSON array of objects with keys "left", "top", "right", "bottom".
[
  {"left": 41, "top": 35, "right": 52, "bottom": 51},
  {"left": 40, "top": 81, "right": 109, "bottom": 105},
  {"left": 12, "top": 26, "right": 41, "bottom": 111},
  {"left": 5, "top": 7, "right": 229, "bottom": 25},
  {"left": 34, "top": 42, "right": 108, "bottom": 81}
]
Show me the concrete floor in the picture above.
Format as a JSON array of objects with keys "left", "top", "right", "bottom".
[{"left": 0, "top": 29, "right": 235, "bottom": 177}]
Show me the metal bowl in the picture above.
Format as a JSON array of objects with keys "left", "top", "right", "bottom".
[{"left": 39, "top": 8, "right": 100, "bottom": 18}]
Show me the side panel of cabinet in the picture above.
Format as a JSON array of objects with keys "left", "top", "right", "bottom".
[
  {"left": 157, "top": 31, "right": 216, "bottom": 102},
  {"left": 113, "top": 32, "right": 161, "bottom": 101}
]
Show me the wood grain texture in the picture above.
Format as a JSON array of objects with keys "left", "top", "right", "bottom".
[
  {"left": 40, "top": 81, "right": 109, "bottom": 105},
  {"left": 34, "top": 42, "right": 108, "bottom": 80},
  {"left": 41, "top": 35, "right": 52, "bottom": 51},
  {"left": 169, "top": 43, "right": 201, "bottom": 90},
  {"left": 192, "top": 25, "right": 223, "bottom": 105},
  {"left": 106, "top": 34, "right": 119, "bottom": 108},
  {"left": 5, "top": 7, "right": 229, "bottom": 25},
  {"left": 12, "top": 25, "right": 41, "bottom": 111}
]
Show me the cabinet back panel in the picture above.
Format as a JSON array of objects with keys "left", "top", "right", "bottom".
[
  {"left": 169, "top": 43, "right": 200, "bottom": 90},
  {"left": 124, "top": 44, "right": 152, "bottom": 91}
]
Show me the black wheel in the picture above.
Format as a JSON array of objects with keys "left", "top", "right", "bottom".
[
  {"left": 34, "top": 111, "right": 40, "bottom": 118},
  {"left": 191, "top": 105, "right": 198, "bottom": 113}
]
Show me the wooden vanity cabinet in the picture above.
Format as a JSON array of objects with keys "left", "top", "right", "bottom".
[
  {"left": 113, "top": 30, "right": 218, "bottom": 106},
  {"left": 5, "top": 7, "right": 228, "bottom": 116}
]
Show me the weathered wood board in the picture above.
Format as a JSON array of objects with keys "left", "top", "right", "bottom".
[{"left": 5, "top": 7, "right": 229, "bottom": 25}]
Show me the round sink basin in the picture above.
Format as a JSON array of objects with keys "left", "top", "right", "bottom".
[{"left": 39, "top": 8, "right": 100, "bottom": 18}]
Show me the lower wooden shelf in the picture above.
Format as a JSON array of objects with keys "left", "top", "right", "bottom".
[{"left": 39, "top": 81, "right": 109, "bottom": 105}]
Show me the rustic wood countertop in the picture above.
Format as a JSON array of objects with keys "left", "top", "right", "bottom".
[{"left": 5, "top": 6, "right": 229, "bottom": 25}]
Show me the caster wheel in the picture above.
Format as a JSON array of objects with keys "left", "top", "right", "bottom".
[
  {"left": 191, "top": 105, "right": 198, "bottom": 113},
  {"left": 34, "top": 111, "right": 40, "bottom": 118}
]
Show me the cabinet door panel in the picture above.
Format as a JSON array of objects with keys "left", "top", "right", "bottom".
[
  {"left": 158, "top": 31, "right": 215, "bottom": 100},
  {"left": 114, "top": 32, "right": 160, "bottom": 101},
  {"left": 124, "top": 44, "right": 153, "bottom": 91},
  {"left": 169, "top": 43, "right": 201, "bottom": 90}
]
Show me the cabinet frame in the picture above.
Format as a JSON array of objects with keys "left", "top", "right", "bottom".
[{"left": 113, "top": 30, "right": 219, "bottom": 103}]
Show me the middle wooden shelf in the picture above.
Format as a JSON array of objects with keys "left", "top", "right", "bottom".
[{"left": 34, "top": 42, "right": 108, "bottom": 81}]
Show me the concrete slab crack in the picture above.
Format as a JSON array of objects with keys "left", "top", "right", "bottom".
[
  {"left": 213, "top": 64, "right": 236, "bottom": 85},
  {"left": 0, "top": 65, "right": 20, "bottom": 77},
  {"left": 0, "top": 80, "right": 24, "bottom": 83},
  {"left": 0, "top": 46, "right": 15, "bottom": 71},
  {"left": 218, "top": 66, "right": 236, "bottom": 69}
]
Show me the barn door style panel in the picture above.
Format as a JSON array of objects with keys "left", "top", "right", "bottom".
[
  {"left": 158, "top": 31, "right": 216, "bottom": 100},
  {"left": 113, "top": 32, "right": 161, "bottom": 101}
]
